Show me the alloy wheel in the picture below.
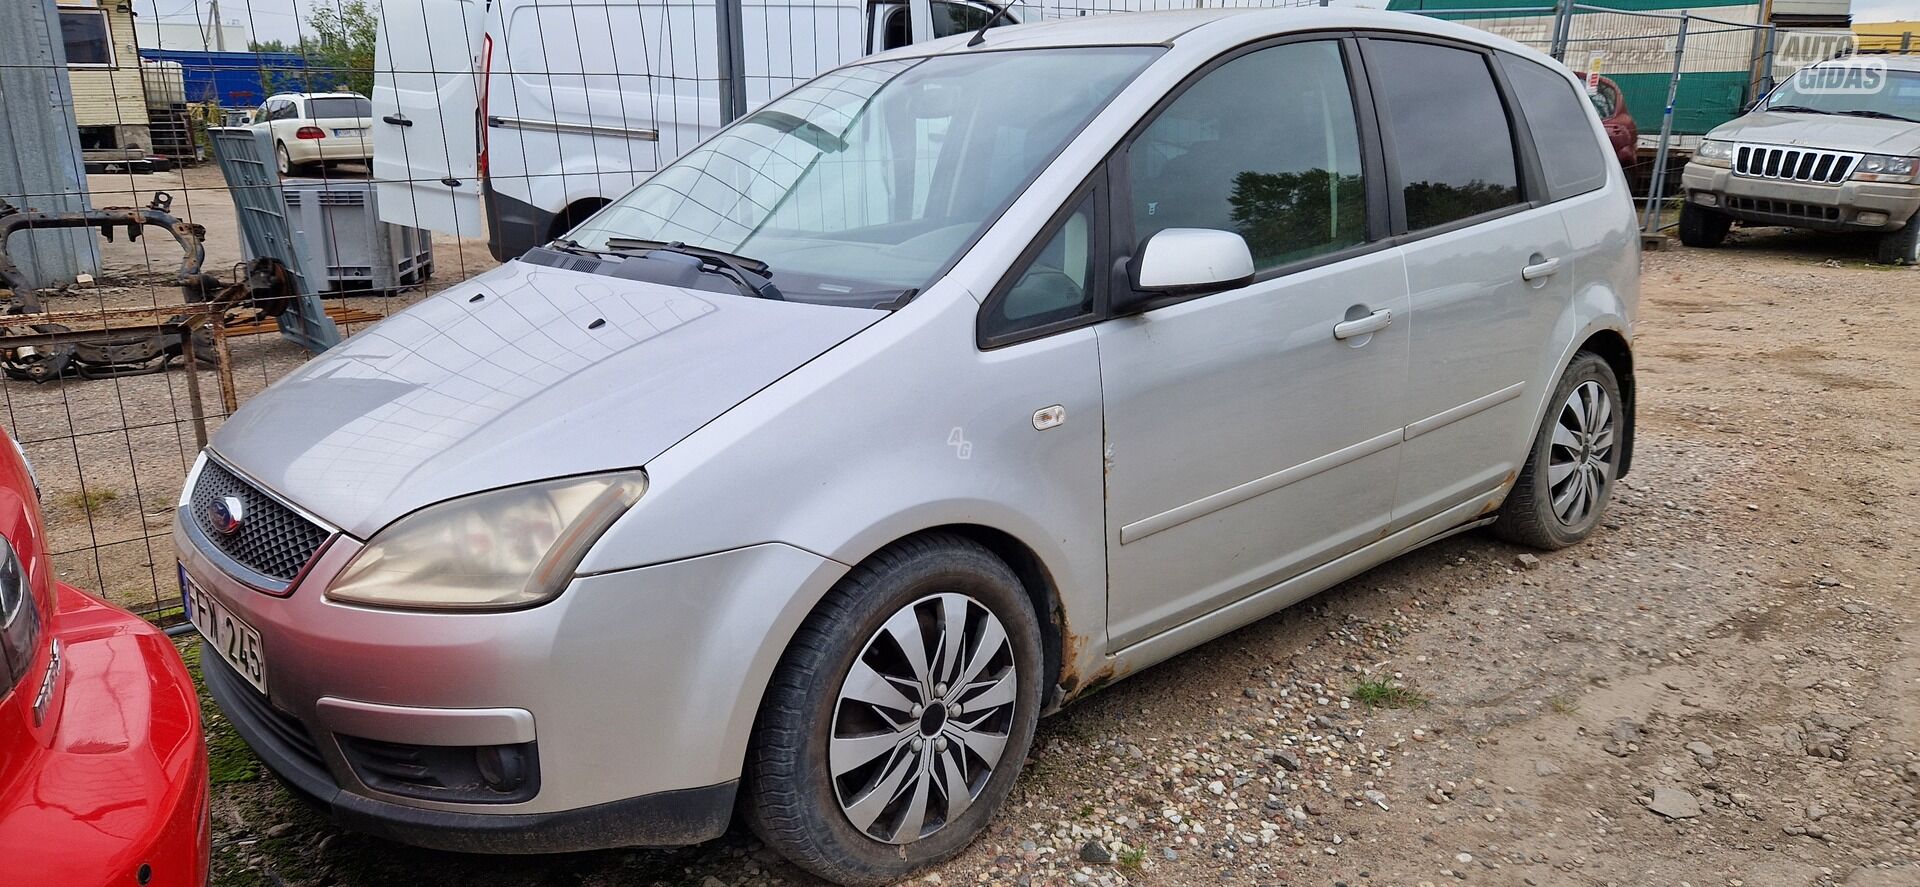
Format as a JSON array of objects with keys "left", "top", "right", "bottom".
[
  {"left": 830, "top": 592, "right": 1017, "bottom": 845},
  {"left": 1547, "top": 380, "right": 1615, "bottom": 526}
]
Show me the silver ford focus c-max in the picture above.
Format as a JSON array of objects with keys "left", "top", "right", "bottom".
[{"left": 176, "top": 8, "right": 1638, "bottom": 884}]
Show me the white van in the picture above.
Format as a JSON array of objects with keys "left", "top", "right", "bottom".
[{"left": 372, "top": 0, "right": 1245, "bottom": 259}]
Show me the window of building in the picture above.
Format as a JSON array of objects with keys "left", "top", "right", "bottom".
[{"left": 60, "top": 10, "right": 114, "bottom": 67}]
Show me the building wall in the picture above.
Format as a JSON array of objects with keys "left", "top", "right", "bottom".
[{"left": 57, "top": 0, "right": 150, "bottom": 150}]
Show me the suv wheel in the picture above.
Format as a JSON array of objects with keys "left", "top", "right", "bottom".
[
  {"left": 1494, "top": 353, "right": 1624, "bottom": 550},
  {"left": 745, "top": 534, "right": 1043, "bottom": 886},
  {"left": 1875, "top": 220, "right": 1920, "bottom": 265},
  {"left": 1677, "top": 202, "right": 1731, "bottom": 248}
]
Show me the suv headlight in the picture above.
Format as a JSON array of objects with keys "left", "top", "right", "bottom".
[
  {"left": 1854, "top": 154, "right": 1919, "bottom": 183},
  {"left": 1694, "top": 139, "right": 1735, "bottom": 167},
  {"left": 326, "top": 472, "right": 647, "bottom": 611}
]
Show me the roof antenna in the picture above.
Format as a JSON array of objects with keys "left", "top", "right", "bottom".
[{"left": 967, "top": 1, "right": 1012, "bottom": 47}]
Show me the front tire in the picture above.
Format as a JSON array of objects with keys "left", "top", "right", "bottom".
[
  {"left": 1875, "top": 218, "right": 1920, "bottom": 265},
  {"left": 1495, "top": 352, "right": 1624, "bottom": 550},
  {"left": 745, "top": 534, "right": 1043, "bottom": 886},
  {"left": 1678, "top": 201, "right": 1731, "bottom": 247}
]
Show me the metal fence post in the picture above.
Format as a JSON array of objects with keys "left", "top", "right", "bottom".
[
  {"left": 1549, "top": 0, "right": 1573, "bottom": 62},
  {"left": 1643, "top": 13, "right": 1689, "bottom": 232},
  {"left": 1904, "top": 31, "right": 1913, "bottom": 54},
  {"left": 716, "top": 0, "right": 749, "bottom": 124}
]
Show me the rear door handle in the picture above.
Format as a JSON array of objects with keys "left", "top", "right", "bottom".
[
  {"left": 1333, "top": 308, "right": 1393, "bottom": 340},
  {"left": 382, "top": 113, "right": 413, "bottom": 127},
  {"left": 1522, "top": 257, "right": 1562, "bottom": 280}
]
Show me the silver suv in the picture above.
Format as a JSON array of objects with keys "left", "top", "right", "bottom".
[
  {"left": 1680, "top": 56, "right": 1920, "bottom": 264},
  {"left": 175, "top": 9, "right": 1639, "bottom": 885}
]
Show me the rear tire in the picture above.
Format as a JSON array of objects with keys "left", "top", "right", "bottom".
[
  {"left": 744, "top": 534, "right": 1044, "bottom": 887},
  {"left": 1875, "top": 218, "right": 1920, "bottom": 265},
  {"left": 274, "top": 142, "right": 303, "bottom": 178},
  {"left": 1677, "top": 201, "right": 1731, "bottom": 248},
  {"left": 1494, "top": 352, "right": 1624, "bottom": 550}
]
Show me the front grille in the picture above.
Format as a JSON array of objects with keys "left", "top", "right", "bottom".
[
  {"left": 202, "top": 652, "right": 329, "bottom": 777},
  {"left": 1727, "top": 195, "right": 1842, "bottom": 221},
  {"left": 1734, "top": 144, "right": 1857, "bottom": 183},
  {"left": 190, "top": 458, "right": 331, "bottom": 584}
]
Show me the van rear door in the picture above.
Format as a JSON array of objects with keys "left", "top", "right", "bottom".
[{"left": 372, "top": 0, "right": 486, "bottom": 236}]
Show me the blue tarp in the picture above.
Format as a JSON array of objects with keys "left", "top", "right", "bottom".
[{"left": 136, "top": 49, "right": 344, "bottom": 109}]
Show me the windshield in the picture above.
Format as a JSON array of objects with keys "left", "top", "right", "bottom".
[
  {"left": 308, "top": 96, "right": 372, "bottom": 118},
  {"left": 568, "top": 47, "right": 1162, "bottom": 306},
  {"left": 1764, "top": 65, "right": 1920, "bottom": 120}
]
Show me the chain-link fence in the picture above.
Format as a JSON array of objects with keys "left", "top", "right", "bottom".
[{"left": 0, "top": 0, "right": 1907, "bottom": 628}]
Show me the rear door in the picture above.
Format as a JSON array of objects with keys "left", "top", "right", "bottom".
[
  {"left": 372, "top": 0, "right": 486, "bottom": 235},
  {"left": 1360, "top": 36, "right": 1575, "bottom": 530}
]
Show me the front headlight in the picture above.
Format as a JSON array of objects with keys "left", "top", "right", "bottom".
[
  {"left": 1695, "top": 139, "right": 1735, "bottom": 167},
  {"left": 1854, "top": 154, "right": 1919, "bottom": 183},
  {"left": 326, "top": 472, "right": 647, "bottom": 610}
]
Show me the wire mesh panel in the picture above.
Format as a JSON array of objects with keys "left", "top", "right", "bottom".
[{"left": 0, "top": 0, "right": 1908, "bottom": 627}]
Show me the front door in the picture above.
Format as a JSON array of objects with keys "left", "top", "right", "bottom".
[{"left": 1098, "top": 37, "right": 1409, "bottom": 648}]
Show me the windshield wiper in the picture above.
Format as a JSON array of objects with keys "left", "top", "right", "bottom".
[
  {"left": 602, "top": 238, "right": 784, "bottom": 301},
  {"left": 1834, "top": 109, "right": 1919, "bottom": 123},
  {"left": 1766, "top": 104, "right": 1833, "bottom": 115}
]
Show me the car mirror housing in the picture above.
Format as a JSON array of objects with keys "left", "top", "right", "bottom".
[{"left": 1122, "top": 228, "right": 1256, "bottom": 311}]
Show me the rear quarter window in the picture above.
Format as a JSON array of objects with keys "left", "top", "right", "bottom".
[{"left": 1501, "top": 54, "right": 1611, "bottom": 201}]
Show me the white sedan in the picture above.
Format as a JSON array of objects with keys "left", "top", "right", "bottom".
[{"left": 251, "top": 92, "right": 374, "bottom": 176}]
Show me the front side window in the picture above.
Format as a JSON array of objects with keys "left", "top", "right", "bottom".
[
  {"left": 1126, "top": 40, "right": 1367, "bottom": 271},
  {"left": 1368, "top": 40, "right": 1523, "bottom": 231},
  {"left": 1502, "top": 54, "right": 1609, "bottom": 200},
  {"left": 983, "top": 191, "right": 1098, "bottom": 342},
  {"left": 60, "top": 10, "right": 113, "bottom": 67},
  {"left": 569, "top": 47, "right": 1160, "bottom": 307}
]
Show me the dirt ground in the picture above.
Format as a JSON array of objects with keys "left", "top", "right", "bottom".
[
  {"left": 1, "top": 163, "right": 497, "bottom": 619},
  {"left": 164, "top": 221, "right": 1918, "bottom": 887}
]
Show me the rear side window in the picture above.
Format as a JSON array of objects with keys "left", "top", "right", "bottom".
[
  {"left": 1502, "top": 54, "right": 1610, "bottom": 200},
  {"left": 1126, "top": 40, "right": 1368, "bottom": 271},
  {"left": 1367, "top": 40, "right": 1523, "bottom": 231}
]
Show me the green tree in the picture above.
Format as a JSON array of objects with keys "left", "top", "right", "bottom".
[{"left": 301, "top": 0, "right": 377, "bottom": 96}]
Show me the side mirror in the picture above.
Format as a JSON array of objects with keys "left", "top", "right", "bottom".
[{"left": 1119, "top": 228, "right": 1255, "bottom": 313}]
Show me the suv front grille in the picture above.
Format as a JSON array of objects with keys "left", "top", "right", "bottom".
[
  {"left": 1734, "top": 144, "right": 1857, "bottom": 183},
  {"left": 189, "top": 458, "right": 332, "bottom": 585}
]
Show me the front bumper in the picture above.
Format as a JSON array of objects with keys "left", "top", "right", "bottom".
[
  {"left": 175, "top": 510, "right": 848, "bottom": 851},
  {"left": 1681, "top": 162, "right": 1920, "bottom": 232}
]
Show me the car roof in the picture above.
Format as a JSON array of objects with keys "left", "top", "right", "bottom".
[
  {"left": 267, "top": 92, "right": 368, "bottom": 101},
  {"left": 867, "top": 7, "right": 1553, "bottom": 66},
  {"left": 1809, "top": 54, "right": 1920, "bottom": 73}
]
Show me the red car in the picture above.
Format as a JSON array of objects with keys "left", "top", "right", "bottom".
[
  {"left": 0, "top": 430, "right": 209, "bottom": 886},
  {"left": 1578, "top": 73, "right": 1639, "bottom": 168}
]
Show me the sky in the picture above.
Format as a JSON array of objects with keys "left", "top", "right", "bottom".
[{"left": 135, "top": 0, "right": 1919, "bottom": 50}]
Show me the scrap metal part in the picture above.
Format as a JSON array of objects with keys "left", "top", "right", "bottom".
[{"left": 0, "top": 193, "right": 295, "bottom": 382}]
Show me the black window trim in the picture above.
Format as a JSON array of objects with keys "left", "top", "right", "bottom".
[
  {"left": 976, "top": 167, "right": 1111, "bottom": 350},
  {"left": 1355, "top": 30, "right": 1547, "bottom": 246},
  {"left": 1103, "top": 31, "right": 1396, "bottom": 318},
  {"left": 1495, "top": 49, "right": 1611, "bottom": 204}
]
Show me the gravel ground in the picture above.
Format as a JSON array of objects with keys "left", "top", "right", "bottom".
[{"left": 182, "top": 223, "right": 1920, "bottom": 887}]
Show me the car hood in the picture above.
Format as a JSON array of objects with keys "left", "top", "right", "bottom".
[
  {"left": 1714, "top": 112, "right": 1920, "bottom": 155},
  {"left": 212, "top": 261, "right": 885, "bottom": 538}
]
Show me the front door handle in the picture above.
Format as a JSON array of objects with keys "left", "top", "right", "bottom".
[
  {"left": 1522, "top": 256, "right": 1562, "bottom": 280},
  {"left": 1333, "top": 308, "right": 1393, "bottom": 340}
]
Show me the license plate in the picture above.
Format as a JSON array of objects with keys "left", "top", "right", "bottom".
[
  {"left": 180, "top": 565, "right": 267, "bottom": 694},
  {"left": 332, "top": 128, "right": 362, "bottom": 137}
]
